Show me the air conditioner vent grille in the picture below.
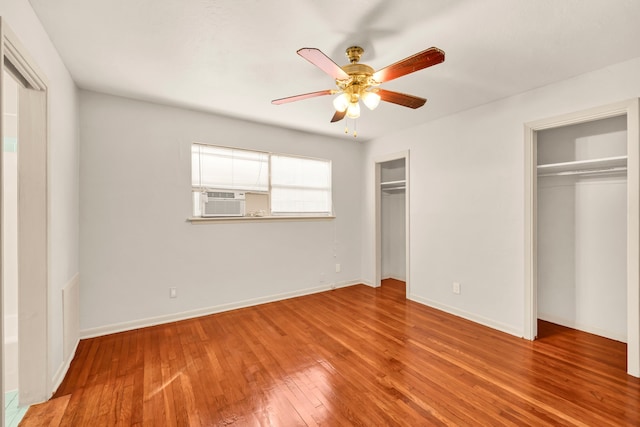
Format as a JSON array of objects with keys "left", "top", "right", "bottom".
[
  {"left": 202, "top": 190, "right": 246, "bottom": 217},
  {"left": 208, "top": 191, "right": 238, "bottom": 199}
]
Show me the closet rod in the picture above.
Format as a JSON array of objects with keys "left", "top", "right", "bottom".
[{"left": 538, "top": 166, "right": 627, "bottom": 177}]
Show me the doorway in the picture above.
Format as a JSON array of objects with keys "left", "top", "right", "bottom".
[
  {"left": 524, "top": 99, "right": 640, "bottom": 377},
  {"left": 2, "top": 68, "right": 21, "bottom": 425},
  {"left": 1, "top": 18, "right": 50, "bottom": 418},
  {"left": 375, "top": 151, "right": 410, "bottom": 296}
]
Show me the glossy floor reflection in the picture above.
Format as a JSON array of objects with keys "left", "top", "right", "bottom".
[{"left": 20, "top": 279, "right": 640, "bottom": 425}]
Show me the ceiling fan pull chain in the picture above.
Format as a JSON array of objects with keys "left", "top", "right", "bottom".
[{"left": 353, "top": 119, "right": 357, "bottom": 138}]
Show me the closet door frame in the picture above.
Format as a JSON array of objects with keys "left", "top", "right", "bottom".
[
  {"left": 524, "top": 98, "right": 640, "bottom": 377},
  {"left": 374, "top": 150, "right": 410, "bottom": 297},
  {"left": 1, "top": 17, "right": 51, "bottom": 407}
]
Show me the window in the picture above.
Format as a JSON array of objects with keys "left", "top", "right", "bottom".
[
  {"left": 271, "top": 154, "right": 332, "bottom": 214},
  {"left": 192, "top": 144, "right": 268, "bottom": 192},
  {"left": 191, "top": 143, "right": 332, "bottom": 217}
]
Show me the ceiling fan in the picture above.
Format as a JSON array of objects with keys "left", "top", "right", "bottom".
[{"left": 272, "top": 45, "right": 445, "bottom": 134}]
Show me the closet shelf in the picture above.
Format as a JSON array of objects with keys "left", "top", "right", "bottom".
[
  {"left": 381, "top": 180, "right": 406, "bottom": 192},
  {"left": 537, "top": 156, "right": 627, "bottom": 177},
  {"left": 381, "top": 180, "right": 405, "bottom": 187}
]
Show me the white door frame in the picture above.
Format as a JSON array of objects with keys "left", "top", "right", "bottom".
[
  {"left": 524, "top": 98, "right": 640, "bottom": 377},
  {"left": 374, "top": 150, "right": 410, "bottom": 296},
  {"left": 1, "top": 17, "right": 50, "bottom": 412}
]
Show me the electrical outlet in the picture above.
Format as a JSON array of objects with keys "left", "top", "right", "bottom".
[
  {"left": 320, "top": 273, "right": 326, "bottom": 283},
  {"left": 169, "top": 287, "right": 177, "bottom": 298},
  {"left": 452, "top": 282, "right": 461, "bottom": 294},
  {"left": 335, "top": 263, "right": 341, "bottom": 273}
]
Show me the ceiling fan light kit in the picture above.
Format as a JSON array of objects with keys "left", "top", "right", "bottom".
[
  {"left": 272, "top": 45, "right": 445, "bottom": 137},
  {"left": 346, "top": 100, "right": 361, "bottom": 119},
  {"left": 361, "top": 91, "right": 381, "bottom": 110},
  {"left": 332, "top": 93, "right": 349, "bottom": 112}
]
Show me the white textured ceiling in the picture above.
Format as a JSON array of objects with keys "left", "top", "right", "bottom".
[{"left": 28, "top": 0, "right": 640, "bottom": 141}]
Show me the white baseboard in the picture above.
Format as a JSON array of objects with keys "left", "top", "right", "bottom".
[
  {"left": 409, "top": 294, "right": 522, "bottom": 338},
  {"left": 538, "top": 312, "right": 626, "bottom": 343},
  {"left": 80, "top": 280, "right": 362, "bottom": 339},
  {"left": 382, "top": 275, "right": 406, "bottom": 282},
  {"left": 51, "top": 338, "right": 79, "bottom": 397},
  {"left": 78, "top": 281, "right": 531, "bottom": 347},
  {"left": 360, "top": 277, "right": 406, "bottom": 288}
]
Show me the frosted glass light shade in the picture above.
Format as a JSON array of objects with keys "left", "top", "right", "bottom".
[
  {"left": 333, "top": 94, "right": 349, "bottom": 112},
  {"left": 346, "top": 102, "right": 361, "bottom": 119},
  {"left": 362, "top": 91, "right": 381, "bottom": 110}
]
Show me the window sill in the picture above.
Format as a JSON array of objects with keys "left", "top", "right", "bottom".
[{"left": 188, "top": 215, "right": 335, "bottom": 224}]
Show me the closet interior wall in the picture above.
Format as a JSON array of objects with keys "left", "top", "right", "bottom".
[
  {"left": 537, "top": 115, "right": 628, "bottom": 342},
  {"left": 381, "top": 158, "right": 406, "bottom": 282}
]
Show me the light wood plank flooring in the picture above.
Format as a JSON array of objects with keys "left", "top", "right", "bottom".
[{"left": 22, "top": 279, "right": 640, "bottom": 426}]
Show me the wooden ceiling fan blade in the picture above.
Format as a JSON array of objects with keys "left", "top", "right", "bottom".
[
  {"left": 297, "top": 48, "right": 350, "bottom": 80},
  {"left": 272, "top": 90, "right": 333, "bottom": 105},
  {"left": 378, "top": 89, "right": 426, "bottom": 109},
  {"left": 373, "top": 47, "right": 444, "bottom": 83},
  {"left": 331, "top": 110, "right": 346, "bottom": 123}
]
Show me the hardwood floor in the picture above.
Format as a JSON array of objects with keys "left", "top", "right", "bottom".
[{"left": 22, "top": 279, "right": 640, "bottom": 426}]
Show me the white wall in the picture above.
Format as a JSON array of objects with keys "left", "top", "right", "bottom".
[
  {"left": 363, "top": 56, "right": 640, "bottom": 337},
  {"left": 537, "top": 116, "right": 627, "bottom": 341},
  {"left": 0, "top": 0, "right": 80, "bottom": 393},
  {"left": 79, "top": 90, "right": 363, "bottom": 334}
]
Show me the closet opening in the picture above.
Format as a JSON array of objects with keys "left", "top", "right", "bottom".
[
  {"left": 374, "top": 151, "right": 410, "bottom": 297},
  {"left": 524, "top": 99, "right": 640, "bottom": 377},
  {"left": 537, "top": 115, "right": 627, "bottom": 342}
]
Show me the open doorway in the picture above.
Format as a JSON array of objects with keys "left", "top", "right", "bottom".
[
  {"left": 381, "top": 158, "right": 406, "bottom": 282},
  {"left": 524, "top": 99, "right": 640, "bottom": 377},
  {"left": 375, "top": 151, "right": 410, "bottom": 297},
  {"left": 536, "top": 116, "right": 627, "bottom": 343},
  {"left": 1, "top": 19, "right": 50, "bottom": 422},
  {"left": 2, "top": 68, "right": 22, "bottom": 426}
]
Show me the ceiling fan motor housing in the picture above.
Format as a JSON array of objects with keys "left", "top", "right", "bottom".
[{"left": 338, "top": 62, "right": 378, "bottom": 101}]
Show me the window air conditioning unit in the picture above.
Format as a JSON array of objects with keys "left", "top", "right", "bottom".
[{"left": 202, "top": 191, "right": 246, "bottom": 217}]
